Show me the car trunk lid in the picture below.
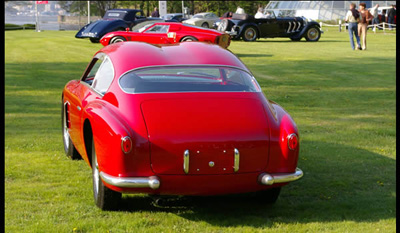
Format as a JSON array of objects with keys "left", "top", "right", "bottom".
[{"left": 141, "top": 97, "right": 270, "bottom": 175}]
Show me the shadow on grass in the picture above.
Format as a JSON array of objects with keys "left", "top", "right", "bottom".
[
  {"left": 114, "top": 140, "right": 395, "bottom": 227},
  {"left": 236, "top": 53, "right": 273, "bottom": 58}
]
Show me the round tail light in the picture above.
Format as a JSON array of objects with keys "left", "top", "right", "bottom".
[
  {"left": 121, "top": 136, "right": 132, "bottom": 154},
  {"left": 287, "top": 133, "right": 299, "bottom": 150}
]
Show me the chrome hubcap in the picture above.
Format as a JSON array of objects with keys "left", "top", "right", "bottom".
[
  {"left": 245, "top": 28, "right": 256, "bottom": 40},
  {"left": 308, "top": 28, "right": 318, "bottom": 40}
]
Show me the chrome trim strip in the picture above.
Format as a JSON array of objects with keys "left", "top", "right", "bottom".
[
  {"left": 183, "top": 149, "right": 190, "bottom": 174},
  {"left": 234, "top": 148, "right": 239, "bottom": 172},
  {"left": 258, "top": 168, "right": 303, "bottom": 185},
  {"left": 287, "top": 22, "right": 292, "bottom": 33},
  {"left": 297, "top": 22, "right": 301, "bottom": 31},
  {"left": 99, "top": 172, "right": 160, "bottom": 189}
]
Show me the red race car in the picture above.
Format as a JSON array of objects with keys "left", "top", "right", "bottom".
[
  {"left": 62, "top": 42, "right": 303, "bottom": 210},
  {"left": 99, "top": 22, "right": 231, "bottom": 48}
]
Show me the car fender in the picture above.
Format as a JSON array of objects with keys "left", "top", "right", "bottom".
[
  {"left": 75, "top": 19, "right": 129, "bottom": 39},
  {"left": 293, "top": 21, "right": 320, "bottom": 39},
  {"left": 82, "top": 99, "right": 151, "bottom": 177},
  {"left": 264, "top": 100, "right": 299, "bottom": 173}
]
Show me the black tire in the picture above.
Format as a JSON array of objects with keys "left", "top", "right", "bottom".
[
  {"left": 218, "top": 19, "right": 232, "bottom": 32},
  {"left": 305, "top": 26, "right": 321, "bottom": 42},
  {"left": 181, "top": 36, "right": 198, "bottom": 42},
  {"left": 290, "top": 37, "right": 301, "bottom": 41},
  {"left": 254, "top": 187, "right": 281, "bottom": 204},
  {"left": 110, "top": 36, "right": 127, "bottom": 44},
  {"left": 92, "top": 138, "right": 122, "bottom": 210},
  {"left": 89, "top": 38, "right": 99, "bottom": 43},
  {"left": 62, "top": 99, "right": 81, "bottom": 160},
  {"left": 201, "top": 22, "right": 209, "bottom": 28},
  {"left": 242, "top": 26, "right": 258, "bottom": 42}
]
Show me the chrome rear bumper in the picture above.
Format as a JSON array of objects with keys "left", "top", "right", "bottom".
[
  {"left": 100, "top": 172, "right": 160, "bottom": 190},
  {"left": 100, "top": 167, "right": 303, "bottom": 190},
  {"left": 258, "top": 168, "right": 303, "bottom": 185}
]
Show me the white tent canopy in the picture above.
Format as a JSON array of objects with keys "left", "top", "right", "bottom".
[{"left": 265, "top": 1, "right": 396, "bottom": 20}]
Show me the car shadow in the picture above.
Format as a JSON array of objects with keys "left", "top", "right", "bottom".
[
  {"left": 112, "top": 140, "right": 395, "bottom": 228},
  {"left": 235, "top": 53, "right": 273, "bottom": 58}
]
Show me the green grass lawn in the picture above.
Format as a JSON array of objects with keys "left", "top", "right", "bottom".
[{"left": 5, "top": 29, "right": 396, "bottom": 232}]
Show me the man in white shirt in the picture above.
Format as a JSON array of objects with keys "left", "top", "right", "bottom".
[
  {"left": 255, "top": 7, "right": 266, "bottom": 19},
  {"left": 369, "top": 4, "right": 380, "bottom": 27},
  {"left": 236, "top": 6, "right": 245, "bottom": 14}
]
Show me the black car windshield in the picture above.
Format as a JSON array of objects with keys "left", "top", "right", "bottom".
[
  {"left": 103, "top": 11, "right": 127, "bottom": 19},
  {"left": 119, "top": 66, "right": 261, "bottom": 93}
]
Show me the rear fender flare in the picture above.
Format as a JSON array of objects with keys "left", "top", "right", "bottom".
[{"left": 82, "top": 101, "right": 133, "bottom": 171}]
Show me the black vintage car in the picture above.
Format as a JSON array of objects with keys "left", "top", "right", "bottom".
[
  {"left": 217, "top": 10, "right": 322, "bottom": 42},
  {"left": 75, "top": 9, "right": 160, "bottom": 43}
]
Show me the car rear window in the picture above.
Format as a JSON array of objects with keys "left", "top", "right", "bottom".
[
  {"left": 103, "top": 11, "right": 126, "bottom": 19},
  {"left": 119, "top": 66, "right": 261, "bottom": 93}
]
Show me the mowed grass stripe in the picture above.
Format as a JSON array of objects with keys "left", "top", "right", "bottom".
[{"left": 5, "top": 29, "right": 395, "bottom": 232}]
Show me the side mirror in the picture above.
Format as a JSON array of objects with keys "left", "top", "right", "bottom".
[{"left": 126, "top": 27, "right": 130, "bottom": 32}]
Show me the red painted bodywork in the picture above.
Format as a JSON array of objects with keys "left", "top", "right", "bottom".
[
  {"left": 62, "top": 42, "right": 299, "bottom": 196},
  {"left": 100, "top": 22, "right": 231, "bottom": 48}
]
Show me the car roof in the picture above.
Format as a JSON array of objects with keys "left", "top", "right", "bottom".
[
  {"left": 98, "top": 42, "right": 248, "bottom": 76},
  {"left": 195, "top": 12, "right": 213, "bottom": 15},
  {"left": 106, "top": 9, "right": 143, "bottom": 13}
]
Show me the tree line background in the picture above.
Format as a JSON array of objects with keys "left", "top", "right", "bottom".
[{"left": 58, "top": 1, "right": 269, "bottom": 17}]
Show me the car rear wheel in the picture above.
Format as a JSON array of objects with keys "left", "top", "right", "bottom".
[
  {"left": 255, "top": 187, "right": 281, "bottom": 204},
  {"left": 201, "top": 22, "right": 209, "bottom": 28},
  {"left": 242, "top": 26, "right": 258, "bottom": 42},
  {"left": 110, "top": 36, "right": 127, "bottom": 44},
  {"left": 62, "top": 99, "right": 81, "bottom": 160},
  {"left": 92, "top": 138, "right": 121, "bottom": 210},
  {"left": 305, "top": 26, "right": 321, "bottom": 42},
  {"left": 181, "top": 36, "right": 198, "bottom": 42}
]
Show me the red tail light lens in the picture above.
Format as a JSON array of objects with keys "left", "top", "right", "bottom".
[
  {"left": 121, "top": 136, "right": 132, "bottom": 154},
  {"left": 287, "top": 133, "right": 299, "bottom": 150}
]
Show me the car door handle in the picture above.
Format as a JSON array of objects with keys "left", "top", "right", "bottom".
[{"left": 77, "top": 106, "right": 81, "bottom": 111}]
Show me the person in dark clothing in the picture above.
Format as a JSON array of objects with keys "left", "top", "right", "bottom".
[
  {"left": 381, "top": 10, "right": 386, "bottom": 25},
  {"left": 222, "top": 11, "right": 233, "bottom": 18},
  {"left": 387, "top": 5, "right": 396, "bottom": 30},
  {"left": 151, "top": 7, "right": 160, "bottom": 17}
]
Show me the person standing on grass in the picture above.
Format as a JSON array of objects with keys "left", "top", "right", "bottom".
[
  {"left": 358, "top": 3, "right": 373, "bottom": 50},
  {"left": 387, "top": 5, "right": 396, "bottom": 30},
  {"left": 369, "top": 4, "right": 379, "bottom": 31},
  {"left": 151, "top": 7, "right": 160, "bottom": 18},
  {"left": 344, "top": 3, "right": 361, "bottom": 50}
]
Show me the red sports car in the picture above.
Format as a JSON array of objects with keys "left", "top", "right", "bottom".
[
  {"left": 62, "top": 42, "right": 303, "bottom": 210},
  {"left": 99, "top": 22, "right": 231, "bottom": 48}
]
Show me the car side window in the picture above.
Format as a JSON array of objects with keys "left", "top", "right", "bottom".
[
  {"left": 81, "top": 57, "right": 103, "bottom": 85},
  {"left": 91, "top": 57, "right": 114, "bottom": 95},
  {"left": 145, "top": 25, "right": 170, "bottom": 33}
]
